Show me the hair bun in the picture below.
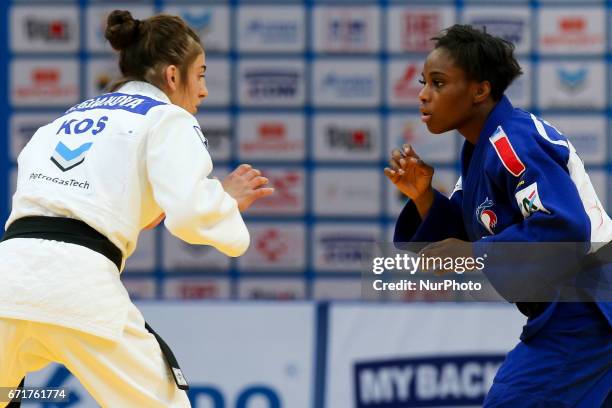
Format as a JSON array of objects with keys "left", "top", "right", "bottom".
[{"left": 105, "top": 10, "right": 140, "bottom": 51}]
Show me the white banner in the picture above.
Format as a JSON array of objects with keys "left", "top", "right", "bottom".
[{"left": 325, "top": 304, "right": 526, "bottom": 408}]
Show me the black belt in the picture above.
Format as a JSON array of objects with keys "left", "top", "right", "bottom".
[
  {"left": 1, "top": 216, "right": 189, "bottom": 392},
  {"left": 2, "top": 216, "right": 122, "bottom": 270}
]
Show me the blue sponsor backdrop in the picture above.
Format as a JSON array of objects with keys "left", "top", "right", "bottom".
[{"left": 1, "top": 0, "right": 611, "bottom": 300}]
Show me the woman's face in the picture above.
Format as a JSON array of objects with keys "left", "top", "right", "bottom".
[
  {"left": 418, "top": 47, "right": 480, "bottom": 134},
  {"left": 172, "top": 52, "right": 208, "bottom": 114}
]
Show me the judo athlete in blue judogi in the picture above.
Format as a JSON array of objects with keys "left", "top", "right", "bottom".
[{"left": 386, "top": 25, "right": 611, "bottom": 407}]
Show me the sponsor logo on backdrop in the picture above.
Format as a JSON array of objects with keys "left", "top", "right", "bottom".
[
  {"left": 354, "top": 355, "right": 505, "bottom": 407},
  {"left": 164, "top": 6, "right": 229, "bottom": 52},
  {"left": 393, "top": 63, "right": 421, "bottom": 101},
  {"left": 167, "top": 281, "right": 225, "bottom": 299},
  {"left": 240, "top": 225, "right": 305, "bottom": 270},
  {"left": 25, "top": 17, "right": 72, "bottom": 43},
  {"left": 247, "top": 169, "right": 304, "bottom": 214},
  {"left": 238, "top": 7, "right": 303, "bottom": 51},
  {"left": 400, "top": 12, "right": 440, "bottom": 52},
  {"left": 181, "top": 10, "right": 213, "bottom": 33},
  {"left": 315, "top": 115, "right": 380, "bottom": 161},
  {"left": 240, "top": 280, "right": 304, "bottom": 300},
  {"left": 256, "top": 229, "right": 289, "bottom": 262},
  {"left": 244, "top": 19, "right": 299, "bottom": 45},
  {"left": 327, "top": 16, "right": 367, "bottom": 47},
  {"left": 541, "top": 16, "right": 603, "bottom": 48},
  {"left": 538, "top": 62, "right": 604, "bottom": 110},
  {"left": 241, "top": 122, "right": 303, "bottom": 155},
  {"left": 321, "top": 72, "right": 375, "bottom": 98},
  {"left": 13, "top": 63, "right": 79, "bottom": 105},
  {"left": 11, "top": 7, "right": 79, "bottom": 52},
  {"left": 318, "top": 7, "right": 378, "bottom": 52},
  {"left": 468, "top": 18, "right": 524, "bottom": 45},
  {"left": 180, "top": 282, "right": 225, "bottom": 299},
  {"left": 247, "top": 289, "right": 300, "bottom": 300},
  {"left": 326, "top": 125, "right": 373, "bottom": 152},
  {"left": 244, "top": 69, "right": 300, "bottom": 101},
  {"left": 557, "top": 67, "right": 587, "bottom": 92},
  {"left": 318, "top": 234, "right": 377, "bottom": 270}
]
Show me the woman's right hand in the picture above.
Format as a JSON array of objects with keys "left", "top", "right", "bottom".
[
  {"left": 222, "top": 164, "right": 274, "bottom": 212},
  {"left": 384, "top": 144, "right": 435, "bottom": 217}
]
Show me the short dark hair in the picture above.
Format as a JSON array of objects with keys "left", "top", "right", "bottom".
[
  {"left": 432, "top": 24, "right": 522, "bottom": 101},
  {"left": 105, "top": 10, "right": 203, "bottom": 91}
]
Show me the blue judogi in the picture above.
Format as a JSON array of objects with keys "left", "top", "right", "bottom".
[{"left": 394, "top": 96, "right": 612, "bottom": 406}]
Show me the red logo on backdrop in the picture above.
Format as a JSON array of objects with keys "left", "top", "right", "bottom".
[
  {"left": 401, "top": 13, "right": 439, "bottom": 52},
  {"left": 541, "top": 15, "right": 602, "bottom": 48},
  {"left": 255, "top": 229, "right": 288, "bottom": 261},
  {"left": 50, "top": 21, "right": 67, "bottom": 38},
  {"left": 394, "top": 64, "right": 421, "bottom": 100},
  {"left": 352, "top": 129, "right": 367, "bottom": 146},
  {"left": 33, "top": 69, "right": 59, "bottom": 84},
  {"left": 559, "top": 17, "right": 586, "bottom": 33},
  {"left": 14, "top": 66, "right": 78, "bottom": 101},
  {"left": 268, "top": 171, "right": 300, "bottom": 204},
  {"left": 258, "top": 123, "right": 286, "bottom": 140},
  {"left": 178, "top": 283, "right": 219, "bottom": 299},
  {"left": 241, "top": 122, "right": 302, "bottom": 154},
  {"left": 247, "top": 170, "right": 303, "bottom": 214}
]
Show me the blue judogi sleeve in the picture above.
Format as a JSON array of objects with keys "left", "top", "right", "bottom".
[{"left": 394, "top": 188, "right": 468, "bottom": 243}]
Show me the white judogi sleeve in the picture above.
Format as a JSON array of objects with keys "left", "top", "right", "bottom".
[{"left": 146, "top": 107, "right": 249, "bottom": 257}]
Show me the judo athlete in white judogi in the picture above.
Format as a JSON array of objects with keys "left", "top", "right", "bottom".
[{"left": 0, "top": 10, "right": 273, "bottom": 408}]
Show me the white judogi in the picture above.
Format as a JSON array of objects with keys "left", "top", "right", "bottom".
[{"left": 0, "top": 81, "right": 249, "bottom": 406}]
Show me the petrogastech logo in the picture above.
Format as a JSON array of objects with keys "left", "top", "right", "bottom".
[{"left": 371, "top": 253, "right": 486, "bottom": 292}]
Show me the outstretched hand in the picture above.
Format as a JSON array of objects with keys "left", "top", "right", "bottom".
[
  {"left": 222, "top": 164, "right": 274, "bottom": 212},
  {"left": 384, "top": 144, "right": 435, "bottom": 218},
  {"left": 384, "top": 143, "right": 434, "bottom": 200}
]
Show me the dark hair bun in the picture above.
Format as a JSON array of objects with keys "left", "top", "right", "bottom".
[{"left": 105, "top": 10, "right": 140, "bottom": 51}]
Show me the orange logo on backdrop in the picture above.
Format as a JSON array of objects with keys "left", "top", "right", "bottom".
[
  {"left": 258, "top": 123, "right": 286, "bottom": 140},
  {"left": 559, "top": 17, "right": 586, "bottom": 33},
  {"left": 33, "top": 69, "right": 59, "bottom": 84}
]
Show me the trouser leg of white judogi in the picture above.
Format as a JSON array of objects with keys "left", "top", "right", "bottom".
[{"left": 0, "top": 303, "right": 191, "bottom": 408}]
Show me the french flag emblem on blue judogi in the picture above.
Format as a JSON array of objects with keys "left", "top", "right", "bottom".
[{"left": 50, "top": 141, "right": 93, "bottom": 172}]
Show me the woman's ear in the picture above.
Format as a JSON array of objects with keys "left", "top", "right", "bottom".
[
  {"left": 164, "top": 65, "right": 179, "bottom": 92},
  {"left": 474, "top": 81, "right": 491, "bottom": 103}
]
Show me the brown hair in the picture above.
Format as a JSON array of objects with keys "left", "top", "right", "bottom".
[{"left": 104, "top": 10, "right": 203, "bottom": 92}]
